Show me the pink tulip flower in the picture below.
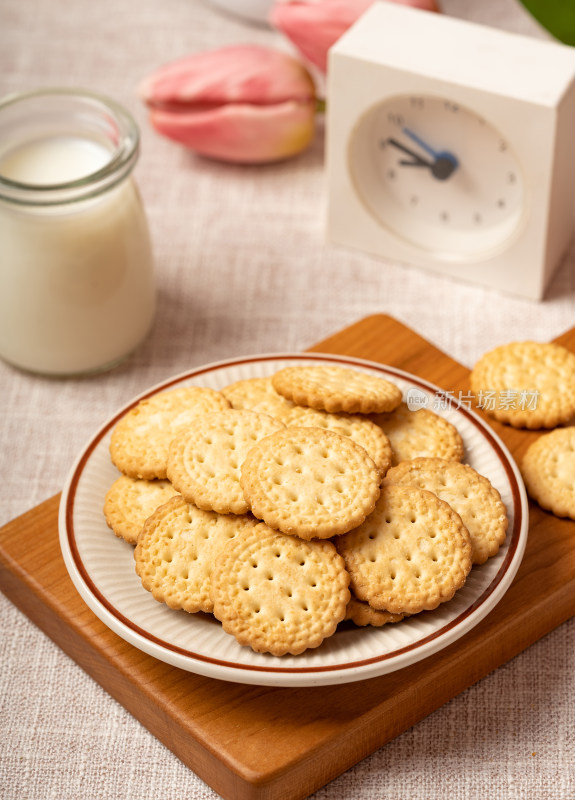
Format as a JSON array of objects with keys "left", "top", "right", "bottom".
[
  {"left": 270, "top": 0, "right": 440, "bottom": 73},
  {"left": 139, "top": 45, "right": 317, "bottom": 164}
]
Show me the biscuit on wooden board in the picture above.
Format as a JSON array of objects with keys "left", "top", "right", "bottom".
[
  {"left": 521, "top": 427, "right": 575, "bottom": 519},
  {"left": 470, "top": 341, "right": 575, "bottom": 429}
]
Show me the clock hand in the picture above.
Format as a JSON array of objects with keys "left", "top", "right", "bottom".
[
  {"left": 384, "top": 129, "right": 460, "bottom": 181},
  {"left": 402, "top": 127, "right": 459, "bottom": 180},
  {"left": 386, "top": 138, "right": 433, "bottom": 167},
  {"left": 402, "top": 127, "right": 441, "bottom": 159}
]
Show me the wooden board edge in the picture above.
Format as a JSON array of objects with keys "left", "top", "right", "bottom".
[
  {"left": 0, "top": 498, "right": 250, "bottom": 800},
  {"left": 3, "top": 315, "right": 575, "bottom": 800}
]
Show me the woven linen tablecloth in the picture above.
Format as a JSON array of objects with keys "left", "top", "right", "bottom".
[{"left": 1, "top": 1, "right": 574, "bottom": 798}]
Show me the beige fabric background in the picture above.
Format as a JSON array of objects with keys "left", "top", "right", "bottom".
[{"left": 1, "top": 0, "right": 574, "bottom": 798}]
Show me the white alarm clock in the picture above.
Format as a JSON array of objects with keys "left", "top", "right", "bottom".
[{"left": 325, "top": 3, "right": 575, "bottom": 299}]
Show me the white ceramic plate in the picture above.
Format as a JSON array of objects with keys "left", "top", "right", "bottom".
[{"left": 59, "top": 353, "right": 529, "bottom": 687}]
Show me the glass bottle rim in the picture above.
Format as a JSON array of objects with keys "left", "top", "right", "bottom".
[{"left": 0, "top": 88, "right": 140, "bottom": 206}]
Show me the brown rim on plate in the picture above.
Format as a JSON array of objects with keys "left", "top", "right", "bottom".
[{"left": 62, "top": 353, "right": 525, "bottom": 676}]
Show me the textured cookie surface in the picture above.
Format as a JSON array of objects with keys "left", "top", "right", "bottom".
[
  {"left": 384, "top": 458, "right": 508, "bottom": 565},
  {"left": 344, "top": 596, "right": 405, "bottom": 627},
  {"left": 521, "top": 427, "right": 575, "bottom": 519},
  {"left": 167, "top": 409, "right": 285, "bottom": 515},
  {"left": 240, "top": 427, "right": 381, "bottom": 539},
  {"left": 285, "top": 405, "right": 393, "bottom": 475},
  {"left": 221, "top": 376, "right": 295, "bottom": 420},
  {"left": 110, "top": 387, "right": 231, "bottom": 480},
  {"left": 134, "top": 495, "right": 258, "bottom": 614},
  {"left": 336, "top": 484, "right": 472, "bottom": 615},
  {"left": 470, "top": 341, "right": 575, "bottom": 429},
  {"left": 210, "top": 523, "right": 350, "bottom": 655},
  {"left": 103, "top": 475, "right": 179, "bottom": 544},
  {"left": 272, "top": 365, "right": 403, "bottom": 414},
  {"left": 372, "top": 403, "right": 464, "bottom": 465}
]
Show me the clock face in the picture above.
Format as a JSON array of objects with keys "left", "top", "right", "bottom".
[{"left": 348, "top": 94, "right": 526, "bottom": 260}]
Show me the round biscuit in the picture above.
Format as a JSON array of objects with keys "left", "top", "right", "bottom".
[
  {"left": 103, "top": 475, "right": 179, "bottom": 544},
  {"left": 221, "top": 376, "right": 295, "bottom": 420},
  {"left": 344, "top": 595, "right": 405, "bottom": 627},
  {"left": 336, "top": 484, "right": 472, "bottom": 615},
  {"left": 240, "top": 427, "right": 381, "bottom": 539},
  {"left": 470, "top": 341, "right": 575, "bottom": 429},
  {"left": 110, "top": 387, "right": 231, "bottom": 480},
  {"left": 271, "top": 365, "right": 403, "bottom": 414},
  {"left": 521, "top": 427, "right": 575, "bottom": 519},
  {"left": 285, "top": 405, "right": 393, "bottom": 475},
  {"left": 167, "top": 409, "right": 285, "bottom": 515},
  {"left": 371, "top": 403, "right": 464, "bottom": 465},
  {"left": 210, "top": 522, "right": 350, "bottom": 655},
  {"left": 134, "top": 495, "right": 258, "bottom": 614},
  {"left": 383, "top": 458, "right": 508, "bottom": 565}
]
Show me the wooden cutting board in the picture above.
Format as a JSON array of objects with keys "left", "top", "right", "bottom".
[{"left": 1, "top": 313, "right": 574, "bottom": 800}]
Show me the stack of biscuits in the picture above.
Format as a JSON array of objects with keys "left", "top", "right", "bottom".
[{"left": 104, "top": 364, "right": 509, "bottom": 657}]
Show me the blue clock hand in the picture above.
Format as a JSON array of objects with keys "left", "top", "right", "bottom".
[
  {"left": 402, "top": 127, "right": 459, "bottom": 180},
  {"left": 403, "top": 127, "right": 440, "bottom": 159}
]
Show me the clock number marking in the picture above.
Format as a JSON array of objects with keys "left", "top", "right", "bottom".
[{"left": 387, "top": 112, "right": 405, "bottom": 128}]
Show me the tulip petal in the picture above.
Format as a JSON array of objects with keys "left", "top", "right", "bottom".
[
  {"left": 270, "top": 0, "right": 373, "bottom": 72},
  {"left": 140, "top": 44, "right": 316, "bottom": 109},
  {"left": 148, "top": 101, "right": 316, "bottom": 164},
  {"left": 270, "top": 0, "right": 440, "bottom": 72}
]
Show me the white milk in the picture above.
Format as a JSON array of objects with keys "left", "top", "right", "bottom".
[
  {"left": 0, "top": 132, "right": 155, "bottom": 375},
  {"left": 0, "top": 136, "right": 112, "bottom": 184}
]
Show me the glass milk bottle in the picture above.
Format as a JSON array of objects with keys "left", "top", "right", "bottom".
[{"left": 0, "top": 89, "right": 156, "bottom": 375}]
